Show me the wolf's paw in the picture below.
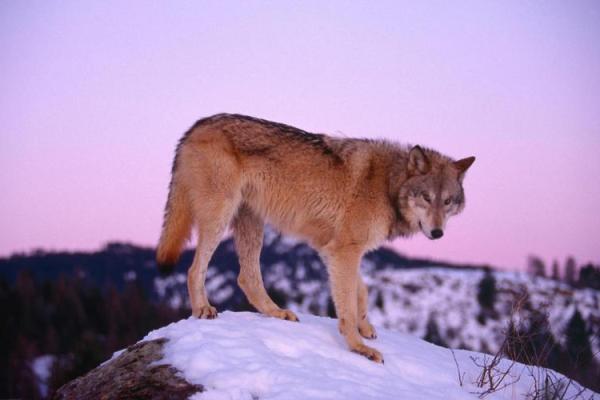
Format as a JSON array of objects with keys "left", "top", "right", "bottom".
[
  {"left": 269, "top": 309, "right": 299, "bottom": 322},
  {"left": 352, "top": 343, "right": 384, "bottom": 364},
  {"left": 192, "top": 305, "right": 218, "bottom": 319},
  {"left": 359, "top": 320, "right": 377, "bottom": 339}
]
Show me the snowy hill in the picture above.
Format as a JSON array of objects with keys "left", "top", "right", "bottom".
[
  {"left": 82, "top": 312, "right": 594, "bottom": 400},
  {"left": 366, "top": 268, "right": 600, "bottom": 357}
]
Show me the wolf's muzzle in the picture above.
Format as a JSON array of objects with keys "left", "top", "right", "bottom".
[{"left": 431, "top": 229, "right": 444, "bottom": 239}]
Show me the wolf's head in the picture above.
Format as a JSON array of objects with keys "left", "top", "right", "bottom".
[{"left": 399, "top": 146, "right": 475, "bottom": 240}]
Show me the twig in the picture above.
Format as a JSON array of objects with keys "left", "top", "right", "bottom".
[{"left": 450, "top": 348, "right": 465, "bottom": 387}]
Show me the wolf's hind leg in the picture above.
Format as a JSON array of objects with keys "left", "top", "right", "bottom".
[
  {"left": 232, "top": 205, "right": 298, "bottom": 322},
  {"left": 357, "top": 276, "right": 377, "bottom": 339},
  {"left": 186, "top": 180, "right": 241, "bottom": 319},
  {"left": 188, "top": 199, "right": 238, "bottom": 319}
]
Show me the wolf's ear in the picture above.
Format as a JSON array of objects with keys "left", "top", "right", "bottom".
[
  {"left": 454, "top": 156, "right": 475, "bottom": 180},
  {"left": 408, "top": 146, "right": 430, "bottom": 175}
]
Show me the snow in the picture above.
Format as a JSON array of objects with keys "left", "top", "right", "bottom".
[
  {"left": 124, "top": 270, "right": 137, "bottom": 281},
  {"left": 365, "top": 268, "right": 600, "bottom": 357},
  {"left": 154, "top": 272, "right": 187, "bottom": 297},
  {"left": 32, "top": 354, "right": 55, "bottom": 398},
  {"left": 141, "top": 311, "right": 597, "bottom": 400}
]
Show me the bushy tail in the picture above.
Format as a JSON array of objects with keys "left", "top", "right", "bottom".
[{"left": 156, "top": 174, "right": 192, "bottom": 274}]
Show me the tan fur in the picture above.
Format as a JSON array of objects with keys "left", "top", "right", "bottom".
[{"left": 156, "top": 114, "right": 475, "bottom": 362}]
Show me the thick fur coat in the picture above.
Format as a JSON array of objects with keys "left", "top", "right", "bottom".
[{"left": 157, "top": 114, "right": 475, "bottom": 362}]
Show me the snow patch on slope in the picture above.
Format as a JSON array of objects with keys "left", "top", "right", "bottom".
[
  {"left": 142, "top": 312, "right": 597, "bottom": 400},
  {"left": 367, "top": 267, "right": 600, "bottom": 356},
  {"left": 32, "top": 354, "right": 55, "bottom": 398}
]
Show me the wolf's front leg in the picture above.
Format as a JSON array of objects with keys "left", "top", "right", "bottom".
[
  {"left": 324, "top": 248, "right": 383, "bottom": 363},
  {"left": 357, "top": 276, "right": 377, "bottom": 339}
]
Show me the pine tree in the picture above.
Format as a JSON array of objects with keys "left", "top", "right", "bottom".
[
  {"left": 527, "top": 256, "right": 546, "bottom": 277},
  {"left": 423, "top": 316, "right": 447, "bottom": 347},
  {"left": 565, "top": 309, "right": 592, "bottom": 367},
  {"left": 551, "top": 260, "right": 560, "bottom": 280},
  {"left": 564, "top": 256, "right": 577, "bottom": 286},
  {"left": 504, "top": 312, "right": 561, "bottom": 369},
  {"left": 476, "top": 268, "right": 498, "bottom": 324},
  {"left": 578, "top": 263, "right": 600, "bottom": 290},
  {"left": 477, "top": 269, "right": 497, "bottom": 310}
]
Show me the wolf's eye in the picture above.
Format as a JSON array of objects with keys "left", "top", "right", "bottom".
[
  {"left": 444, "top": 198, "right": 452, "bottom": 206},
  {"left": 422, "top": 193, "right": 431, "bottom": 203}
]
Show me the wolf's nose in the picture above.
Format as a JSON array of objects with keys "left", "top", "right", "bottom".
[{"left": 431, "top": 229, "right": 444, "bottom": 239}]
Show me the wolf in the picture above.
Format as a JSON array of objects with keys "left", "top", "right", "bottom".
[{"left": 156, "top": 113, "right": 475, "bottom": 363}]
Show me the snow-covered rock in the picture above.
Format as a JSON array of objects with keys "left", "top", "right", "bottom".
[
  {"left": 53, "top": 338, "right": 202, "bottom": 400},
  {"left": 134, "top": 312, "right": 595, "bottom": 400}
]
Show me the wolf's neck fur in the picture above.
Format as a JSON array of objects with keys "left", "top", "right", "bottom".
[{"left": 383, "top": 145, "right": 413, "bottom": 239}]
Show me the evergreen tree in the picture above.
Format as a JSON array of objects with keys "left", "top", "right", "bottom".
[
  {"left": 476, "top": 268, "right": 497, "bottom": 324},
  {"left": 551, "top": 260, "right": 560, "bottom": 280},
  {"left": 527, "top": 256, "right": 546, "bottom": 277},
  {"left": 504, "top": 312, "right": 561, "bottom": 369},
  {"left": 477, "top": 269, "right": 497, "bottom": 310},
  {"left": 565, "top": 309, "right": 592, "bottom": 367},
  {"left": 8, "top": 336, "right": 41, "bottom": 400},
  {"left": 423, "top": 316, "right": 447, "bottom": 347},
  {"left": 564, "top": 256, "right": 577, "bottom": 286},
  {"left": 578, "top": 263, "right": 600, "bottom": 290}
]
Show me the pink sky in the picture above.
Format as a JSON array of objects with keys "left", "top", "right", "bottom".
[{"left": 1, "top": 2, "right": 599, "bottom": 270}]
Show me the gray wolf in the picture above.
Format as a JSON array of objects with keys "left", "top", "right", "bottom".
[{"left": 156, "top": 113, "right": 475, "bottom": 363}]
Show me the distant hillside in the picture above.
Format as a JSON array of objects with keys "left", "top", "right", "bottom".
[
  {"left": 1, "top": 232, "right": 598, "bottom": 359},
  {"left": 2, "top": 231, "right": 599, "bottom": 396}
]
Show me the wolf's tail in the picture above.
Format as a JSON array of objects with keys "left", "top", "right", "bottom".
[{"left": 156, "top": 158, "right": 192, "bottom": 274}]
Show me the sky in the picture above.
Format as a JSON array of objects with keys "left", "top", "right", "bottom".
[{"left": 1, "top": 1, "right": 599, "bottom": 270}]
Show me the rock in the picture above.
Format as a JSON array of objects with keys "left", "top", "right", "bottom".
[{"left": 52, "top": 338, "right": 202, "bottom": 400}]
